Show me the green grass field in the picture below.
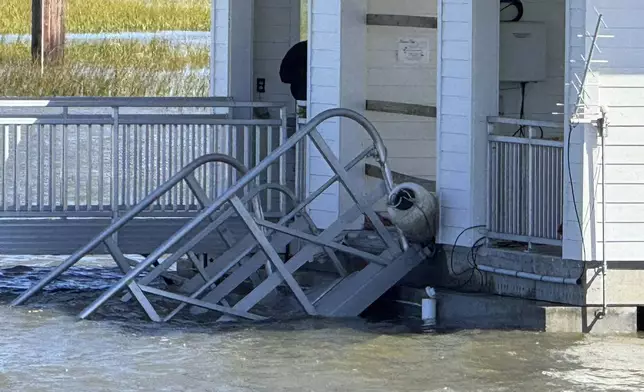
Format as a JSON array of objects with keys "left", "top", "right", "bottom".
[
  {"left": 1, "top": 0, "right": 308, "bottom": 97},
  {"left": 0, "top": 61, "right": 208, "bottom": 96},
  {"left": 1, "top": 0, "right": 210, "bottom": 96},
  {"left": 0, "top": 39, "right": 210, "bottom": 96},
  {"left": 1, "top": 39, "right": 209, "bottom": 71},
  {"left": 2, "top": 0, "right": 210, "bottom": 34}
]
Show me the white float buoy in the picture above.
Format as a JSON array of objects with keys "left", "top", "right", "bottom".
[{"left": 387, "top": 182, "right": 438, "bottom": 245}]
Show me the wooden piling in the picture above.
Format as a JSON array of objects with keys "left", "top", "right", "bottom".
[{"left": 31, "top": 0, "right": 65, "bottom": 64}]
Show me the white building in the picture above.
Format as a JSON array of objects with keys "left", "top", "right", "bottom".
[
  {"left": 212, "top": 0, "right": 644, "bottom": 311},
  {"left": 2, "top": 0, "right": 642, "bottom": 329}
]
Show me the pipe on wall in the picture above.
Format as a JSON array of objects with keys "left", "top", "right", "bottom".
[{"left": 476, "top": 264, "right": 581, "bottom": 285}]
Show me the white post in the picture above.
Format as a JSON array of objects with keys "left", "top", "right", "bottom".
[
  {"left": 421, "top": 287, "right": 437, "bottom": 331},
  {"left": 470, "top": 0, "right": 500, "bottom": 241},
  {"left": 437, "top": 0, "right": 499, "bottom": 247},
  {"left": 209, "top": 0, "right": 253, "bottom": 117},
  {"left": 209, "top": 0, "right": 217, "bottom": 97},
  {"left": 306, "top": 0, "right": 368, "bottom": 229},
  {"left": 229, "top": 0, "right": 254, "bottom": 119}
]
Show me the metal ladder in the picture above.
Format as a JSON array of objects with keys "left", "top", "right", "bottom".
[{"left": 10, "top": 108, "right": 428, "bottom": 322}]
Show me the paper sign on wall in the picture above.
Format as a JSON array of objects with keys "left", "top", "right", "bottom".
[{"left": 397, "top": 38, "right": 430, "bottom": 64}]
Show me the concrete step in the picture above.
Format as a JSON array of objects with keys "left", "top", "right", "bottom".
[{"left": 391, "top": 286, "right": 637, "bottom": 334}]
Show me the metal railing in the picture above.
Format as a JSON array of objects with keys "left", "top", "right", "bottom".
[
  {"left": 487, "top": 117, "right": 564, "bottom": 248},
  {"left": 0, "top": 97, "right": 302, "bottom": 218},
  {"left": 11, "top": 108, "right": 411, "bottom": 323}
]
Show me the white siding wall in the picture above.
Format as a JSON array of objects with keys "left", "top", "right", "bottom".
[
  {"left": 254, "top": 0, "right": 301, "bottom": 111},
  {"left": 306, "top": 0, "right": 343, "bottom": 228},
  {"left": 211, "top": 0, "right": 299, "bottom": 110},
  {"left": 437, "top": 0, "right": 474, "bottom": 245},
  {"left": 580, "top": 0, "right": 644, "bottom": 261},
  {"left": 211, "top": 0, "right": 254, "bottom": 111},
  {"left": 437, "top": 0, "right": 499, "bottom": 246},
  {"left": 307, "top": 0, "right": 439, "bottom": 226},
  {"left": 562, "top": 0, "right": 587, "bottom": 261},
  {"left": 365, "top": 0, "right": 438, "bottom": 183},
  {"left": 211, "top": 0, "right": 229, "bottom": 97}
]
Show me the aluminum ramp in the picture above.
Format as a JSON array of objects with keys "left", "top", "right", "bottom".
[{"left": 9, "top": 108, "right": 431, "bottom": 322}]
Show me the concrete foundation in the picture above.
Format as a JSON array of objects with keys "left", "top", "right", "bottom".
[
  {"left": 428, "top": 245, "right": 585, "bottom": 305},
  {"left": 174, "top": 232, "right": 642, "bottom": 334},
  {"left": 391, "top": 286, "right": 638, "bottom": 334}
]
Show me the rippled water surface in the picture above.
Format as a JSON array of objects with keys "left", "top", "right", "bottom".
[
  {"left": 0, "top": 31, "right": 210, "bottom": 46},
  {"left": 1, "top": 256, "right": 643, "bottom": 392}
]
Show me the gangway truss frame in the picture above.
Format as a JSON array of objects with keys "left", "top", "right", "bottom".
[{"left": 10, "top": 108, "right": 429, "bottom": 322}]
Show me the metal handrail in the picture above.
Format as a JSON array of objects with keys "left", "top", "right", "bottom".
[
  {"left": 118, "top": 181, "right": 338, "bottom": 304},
  {"left": 71, "top": 108, "right": 406, "bottom": 318},
  {"left": 0, "top": 99, "right": 293, "bottom": 218},
  {"left": 0, "top": 97, "right": 286, "bottom": 109},
  {"left": 487, "top": 116, "right": 563, "bottom": 129},
  {"left": 159, "top": 182, "right": 348, "bottom": 322},
  {"left": 488, "top": 135, "right": 564, "bottom": 148},
  {"left": 0, "top": 115, "right": 281, "bottom": 126},
  {"left": 486, "top": 117, "right": 565, "bottom": 248},
  {"left": 11, "top": 153, "right": 264, "bottom": 306},
  {"left": 12, "top": 108, "right": 403, "bottom": 316}
]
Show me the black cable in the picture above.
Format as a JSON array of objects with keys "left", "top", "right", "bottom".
[
  {"left": 512, "top": 82, "right": 527, "bottom": 137},
  {"left": 445, "top": 225, "right": 486, "bottom": 290},
  {"left": 446, "top": 237, "right": 487, "bottom": 291},
  {"left": 509, "top": 82, "right": 544, "bottom": 139},
  {"left": 447, "top": 236, "right": 487, "bottom": 291},
  {"left": 469, "top": 237, "right": 487, "bottom": 267},
  {"left": 469, "top": 237, "right": 488, "bottom": 290},
  {"left": 500, "top": 0, "right": 524, "bottom": 22}
]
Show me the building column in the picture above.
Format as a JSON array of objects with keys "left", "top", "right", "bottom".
[
  {"left": 210, "top": 0, "right": 254, "bottom": 117},
  {"left": 306, "top": 0, "right": 368, "bottom": 229},
  {"left": 437, "top": 0, "right": 499, "bottom": 246}
]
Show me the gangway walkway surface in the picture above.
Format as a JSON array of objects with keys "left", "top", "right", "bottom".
[{"left": 6, "top": 106, "right": 432, "bottom": 322}]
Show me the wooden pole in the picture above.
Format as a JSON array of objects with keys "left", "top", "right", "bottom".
[{"left": 32, "top": 0, "right": 65, "bottom": 65}]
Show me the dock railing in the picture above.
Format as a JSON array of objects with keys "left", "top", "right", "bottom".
[
  {"left": 486, "top": 116, "right": 564, "bottom": 249},
  {"left": 0, "top": 97, "right": 302, "bottom": 220}
]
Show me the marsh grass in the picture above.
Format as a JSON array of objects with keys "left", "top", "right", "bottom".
[
  {"left": 0, "top": 40, "right": 209, "bottom": 96},
  {"left": 3, "top": 0, "right": 210, "bottom": 34},
  {"left": 0, "top": 62, "right": 209, "bottom": 96},
  {"left": 1, "top": 39, "right": 209, "bottom": 71}
]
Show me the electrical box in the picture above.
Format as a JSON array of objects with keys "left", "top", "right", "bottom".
[{"left": 499, "top": 22, "right": 547, "bottom": 82}]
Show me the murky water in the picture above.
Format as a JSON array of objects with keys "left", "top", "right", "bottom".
[
  {"left": 0, "top": 31, "right": 210, "bottom": 46},
  {"left": 1, "top": 257, "right": 644, "bottom": 392}
]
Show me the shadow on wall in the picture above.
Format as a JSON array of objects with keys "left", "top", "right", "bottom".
[{"left": 279, "top": 40, "right": 307, "bottom": 102}]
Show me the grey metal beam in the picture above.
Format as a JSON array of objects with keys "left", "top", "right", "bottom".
[
  {"left": 309, "top": 130, "right": 401, "bottom": 254},
  {"left": 104, "top": 238, "right": 161, "bottom": 322},
  {"left": 215, "top": 187, "right": 388, "bottom": 320},
  {"left": 229, "top": 196, "right": 317, "bottom": 316},
  {"left": 255, "top": 219, "right": 390, "bottom": 266},
  {"left": 138, "top": 285, "right": 266, "bottom": 321}
]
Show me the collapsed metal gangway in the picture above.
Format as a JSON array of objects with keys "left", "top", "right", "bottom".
[{"left": 9, "top": 108, "right": 432, "bottom": 322}]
